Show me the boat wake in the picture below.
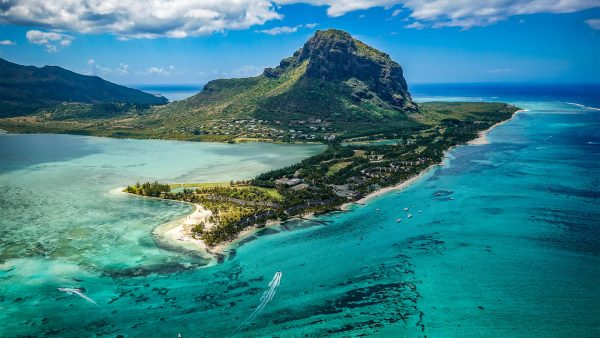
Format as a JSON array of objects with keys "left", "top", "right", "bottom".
[
  {"left": 58, "top": 287, "right": 97, "bottom": 305},
  {"left": 241, "top": 271, "right": 282, "bottom": 326}
]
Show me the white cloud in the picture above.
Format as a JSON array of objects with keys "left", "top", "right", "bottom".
[
  {"left": 25, "top": 30, "right": 73, "bottom": 52},
  {"left": 405, "top": 21, "right": 424, "bottom": 29},
  {"left": 86, "top": 60, "right": 129, "bottom": 76},
  {"left": 229, "top": 65, "right": 263, "bottom": 77},
  {"left": 2, "top": 0, "right": 282, "bottom": 39},
  {"left": 276, "top": 0, "right": 400, "bottom": 17},
  {"left": 258, "top": 23, "right": 318, "bottom": 35},
  {"left": 142, "top": 65, "right": 185, "bottom": 76},
  {"left": 115, "top": 63, "right": 129, "bottom": 75},
  {"left": 0, "top": 39, "right": 16, "bottom": 45},
  {"left": 146, "top": 66, "right": 172, "bottom": 75},
  {"left": 585, "top": 18, "right": 600, "bottom": 30},
  {"left": 258, "top": 26, "right": 300, "bottom": 35},
  {"left": 2, "top": 0, "right": 598, "bottom": 37},
  {"left": 277, "top": 0, "right": 600, "bottom": 28}
]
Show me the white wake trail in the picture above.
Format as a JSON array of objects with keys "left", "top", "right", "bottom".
[
  {"left": 58, "top": 287, "right": 97, "bottom": 305},
  {"left": 241, "top": 271, "right": 282, "bottom": 326}
]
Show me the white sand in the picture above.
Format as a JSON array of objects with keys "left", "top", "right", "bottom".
[
  {"left": 468, "top": 109, "right": 527, "bottom": 145},
  {"left": 340, "top": 166, "right": 435, "bottom": 211},
  {"left": 153, "top": 109, "right": 527, "bottom": 258},
  {"left": 154, "top": 204, "right": 216, "bottom": 258}
]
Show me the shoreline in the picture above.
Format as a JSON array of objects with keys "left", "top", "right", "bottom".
[
  {"left": 468, "top": 109, "right": 527, "bottom": 145},
  {"left": 135, "top": 109, "right": 525, "bottom": 261},
  {"left": 153, "top": 204, "right": 216, "bottom": 260},
  {"left": 340, "top": 167, "right": 435, "bottom": 211}
]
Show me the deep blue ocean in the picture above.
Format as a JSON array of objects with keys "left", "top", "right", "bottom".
[{"left": 0, "top": 83, "right": 598, "bottom": 337}]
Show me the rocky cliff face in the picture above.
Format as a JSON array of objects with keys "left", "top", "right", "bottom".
[
  {"left": 264, "top": 29, "right": 417, "bottom": 112},
  {"left": 164, "top": 29, "right": 418, "bottom": 125}
]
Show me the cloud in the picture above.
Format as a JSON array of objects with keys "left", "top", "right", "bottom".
[
  {"left": 0, "top": 39, "right": 16, "bottom": 45},
  {"left": 258, "top": 23, "right": 318, "bottom": 35},
  {"left": 2, "top": 0, "right": 598, "bottom": 37},
  {"left": 141, "top": 65, "right": 186, "bottom": 76},
  {"left": 276, "top": 0, "right": 400, "bottom": 17},
  {"left": 86, "top": 59, "right": 129, "bottom": 76},
  {"left": 258, "top": 26, "right": 300, "bottom": 35},
  {"left": 26, "top": 30, "right": 73, "bottom": 52},
  {"left": 277, "top": 0, "right": 600, "bottom": 28},
  {"left": 146, "top": 66, "right": 174, "bottom": 75},
  {"left": 585, "top": 18, "right": 600, "bottom": 30},
  {"left": 229, "top": 65, "right": 263, "bottom": 77},
  {"left": 403, "top": 0, "right": 600, "bottom": 29},
  {"left": 2, "top": 0, "right": 282, "bottom": 39},
  {"left": 405, "top": 21, "right": 424, "bottom": 29}
]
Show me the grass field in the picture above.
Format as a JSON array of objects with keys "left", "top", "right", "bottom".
[
  {"left": 326, "top": 161, "right": 353, "bottom": 176},
  {"left": 169, "top": 182, "right": 283, "bottom": 200}
]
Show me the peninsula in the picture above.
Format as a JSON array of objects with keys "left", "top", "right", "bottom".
[
  {"left": 0, "top": 29, "right": 519, "bottom": 256},
  {"left": 118, "top": 30, "right": 520, "bottom": 256}
]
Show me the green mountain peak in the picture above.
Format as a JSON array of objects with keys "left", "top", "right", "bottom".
[{"left": 163, "top": 29, "right": 417, "bottom": 124}]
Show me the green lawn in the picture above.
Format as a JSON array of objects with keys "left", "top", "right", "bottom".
[
  {"left": 327, "top": 161, "right": 354, "bottom": 176},
  {"left": 169, "top": 182, "right": 283, "bottom": 200}
]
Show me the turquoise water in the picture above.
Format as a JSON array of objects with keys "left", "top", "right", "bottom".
[{"left": 1, "top": 98, "right": 599, "bottom": 336}]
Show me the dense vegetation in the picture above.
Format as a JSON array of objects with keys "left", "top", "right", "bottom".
[
  {"left": 125, "top": 181, "right": 171, "bottom": 197},
  {"left": 0, "top": 57, "right": 167, "bottom": 118},
  {"left": 2, "top": 29, "right": 521, "bottom": 248},
  {"left": 126, "top": 102, "right": 519, "bottom": 247},
  {"left": 0, "top": 29, "right": 421, "bottom": 141}
]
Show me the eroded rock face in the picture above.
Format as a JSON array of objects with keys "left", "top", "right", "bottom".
[{"left": 265, "top": 29, "right": 417, "bottom": 112}]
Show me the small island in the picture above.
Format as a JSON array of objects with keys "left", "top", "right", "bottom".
[{"left": 124, "top": 101, "right": 520, "bottom": 257}]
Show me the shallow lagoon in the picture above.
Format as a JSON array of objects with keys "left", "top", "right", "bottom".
[{"left": 1, "top": 99, "right": 599, "bottom": 337}]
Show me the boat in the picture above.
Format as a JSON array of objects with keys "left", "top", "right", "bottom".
[
  {"left": 407, "top": 214, "right": 412, "bottom": 218},
  {"left": 396, "top": 218, "right": 402, "bottom": 223},
  {"left": 403, "top": 207, "right": 409, "bottom": 211}
]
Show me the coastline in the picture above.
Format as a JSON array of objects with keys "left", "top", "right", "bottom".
[
  {"left": 340, "top": 167, "right": 435, "bottom": 211},
  {"left": 150, "top": 200, "right": 285, "bottom": 260},
  {"left": 139, "top": 109, "right": 525, "bottom": 261},
  {"left": 153, "top": 204, "right": 216, "bottom": 259},
  {"left": 468, "top": 109, "right": 527, "bottom": 145}
]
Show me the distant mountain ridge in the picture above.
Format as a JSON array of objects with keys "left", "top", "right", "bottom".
[
  {"left": 0, "top": 58, "right": 168, "bottom": 117},
  {"left": 160, "top": 29, "right": 417, "bottom": 123}
]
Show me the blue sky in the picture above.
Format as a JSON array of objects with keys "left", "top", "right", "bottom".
[{"left": 0, "top": 1, "right": 599, "bottom": 85}]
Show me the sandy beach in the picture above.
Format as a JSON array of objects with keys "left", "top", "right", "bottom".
[
  {"left": 468, "top": 109, "right": 527, "bottom": 145},
  {"left": 340, "top": 167, "right": 436, "bottom": 211},
  {"left": 153, "top": 202, "right": 283, "bottom": 260},
  {"left": 150, "top": 109, "right": 526, "bottom": 260},
  {"left": 153, "top": 203, "right": 217, "bottom": 259}
]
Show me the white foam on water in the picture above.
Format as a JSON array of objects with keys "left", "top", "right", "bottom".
[
  {"left": 240, "top": 271, "right": 282, "bottom": 327},
  {"left": 563, "top": 102, "right": 600, "bottom": 111},
  {"left": 58, "top": 287, "right": 97, "bottom": 305}
]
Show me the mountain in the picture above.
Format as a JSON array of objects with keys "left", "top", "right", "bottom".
[
  {"left": 160, "top": 29, "right": 417, "bottom": 124},
  {"left": 0, "top": 58, "right": 168, "bottom": 117},
  {"left": 0, "top": 29, "right": 516, "bottom": 142}
]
